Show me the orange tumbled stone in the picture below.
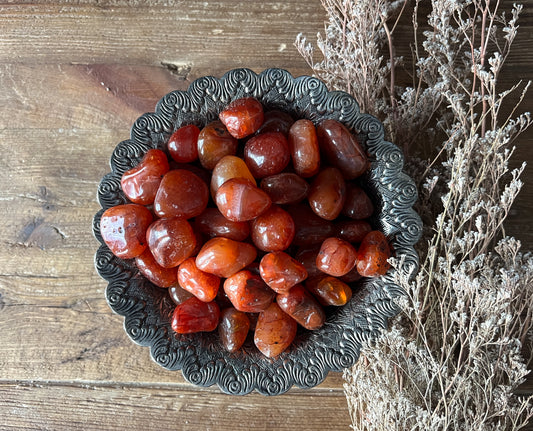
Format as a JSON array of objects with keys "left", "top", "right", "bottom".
[
  {"left": 259, "top": 251, "right": 308, "bottom": 293},
  {"left": 178, "top": 257, "right": 221, "bottom": 302},
  {"left": 223, "top": 270, "right": 275, "bottom": 313},
  {"left": 356, "top": 230, "right": 391, "bottom": 277},
  {"left": 308, "top": 167, "right": 346, "bottom": 221},
  {"left": 277, "top": 284, "right": 325, "bottom": 330},
  {"left": 100, "top": 204, "right": 153, "bottom": 259},
  {"left": 215, "top": 177, "right": 271, "bottom": 222},
  {"left": 121, "top": 149, "right": 170, "bottom": 205},
  {"left": 195, "top": 237, "right": 257, "bottom": 278},
  {"left": 146, "top": 217, "right": 197, "bottom": 268},
  {"left": 197, "top": 121, "right": 239, "bottom": 170},
  {"left": 251, "top": 205, "right": 295, "bottom": 252},
  {"left": 210, "top": 155, "right": 256, "bottom": 199},
  {"left": 171, "top": 296, "right": 220, "bottom": 334},
  {"left": 244, "top": 132, "right": 291, "bottom": 178},
  {"left": 254, "top": 303, "right": 297, "bottom": 358},
  {"left": 154, "top": 169, "right": 209, "bottom": 219},
  {"left": 219, "top": 97, "right": 264, "bottom": 139},
  {"left": 288, "top": 119, "right": 320, "bottom": 177},
  {"left": 167, "top": 124, "right": 200, "bottom": 163},
  {"left": 218, "top": 307, "right": 251, "bottom": 353},
  {"left": 316, "top": 237, "right": 357, "bottom": 277},
  {"left": 306, "top": 276, "right": 353, "bottom": 306},
  {"left": 135, "top": 248, "right": 178, "bottom": 288}
]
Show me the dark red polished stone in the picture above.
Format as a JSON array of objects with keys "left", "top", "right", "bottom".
[{"left": 171, "top": 296, "right": 220, "bottom": 334}]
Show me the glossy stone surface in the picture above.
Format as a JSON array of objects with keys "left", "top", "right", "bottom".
[
  {"left": 135, "top": 248, "right": 179, "bottom": 288},
  {"left": 197, "top": 120, "right": 238, "bottom": 170},
  {"left": 316, "top": 119, "right": 369, "bottom": 179},
  {"left": 251, "top": 206, "right": 295, "bottom": 252},
  {"left": 168, "top": 284, "right": 195, "bottom": 305},
  {"left": 210, "top": 155, "right": 256, "bottom": 199},
  {"left": 255, "top": 110, "right": 294, "bottom": 136},
  {"left": 244, "top": 132, "right": 291, "bottom": 178},
  {"left": 342, "top": 184, "right": 374, "bottom": 219},
  {"left": 335, "top": 219, "right": 373, "bottom": 243},
  {"left": 254, "top": 303, "right": 297, "bottom": 358},
  {"left": 286, "top": 204, "right": 335, "bottom": 247},
  {"left": 305, "top": 276, "right": 352, "bottom": 306},
  {"left": 260, "top": 173, "right": 309, "bottom": 205},
  {"left": 178, "top": 257, "right": 221, "bottom": 302},
  {"left": 259, "top": 251, "right": 308, "bottom": 293},
  {"left": 171, "top": 296, "right": 220, "bottom": 334},
  {"left": 194, "top": 207, "right": 250, "bottom": 242},
  {"left": 215, "top": 177, "right": 271, "bottom": 222},
  {"left": 219, "top": 97, "right": 264, "bottom": 139},
  {"left": 218, "top": 307, "right": 251, "bottom": 353},
  {"left": 356, "top": 230, "right": 391, "bottom": 277},
  {"left": 316, "top": 237, "right": 357, "bottom": 277},
  {"left": 121, "top": 149, "right": 170, "bottom": 205},
  {"left": 100, "top": 204, "right": 153, "bottom": 259},
  {"left": 167, "top": 124, "right": 200, "bottom": 163},
  {"left": 277, "top": 284, "right": 325, "bottom": 330},
  {"left": 288, "top": 119, "right": 320, "bottom": 177},
  {"left": 195, "top": 237, "right": 257, "bottom": 278},
  {"left": 154, "top": 169, "right": 209, "bottom": 219},
  {"left": 223, "top": 270, "right": 275, "bottom": 313},
  {"left": 308, "top": 167, "right": 346, "bottom": 221},
  {"left": 146, "top": 217, "right": 197, "bottom": 268}
]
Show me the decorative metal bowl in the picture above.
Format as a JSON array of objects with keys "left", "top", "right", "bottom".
[{"left": 93, "top": 68, "right": 422, "bottom": 395}]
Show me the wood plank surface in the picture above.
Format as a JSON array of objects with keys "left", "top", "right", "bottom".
[{"left": 1, "top": 0, "right": 532, "bottom": 430}]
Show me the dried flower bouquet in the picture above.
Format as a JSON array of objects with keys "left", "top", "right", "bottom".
[{"left": 297, "top": 0, "right": 533, "bottom": 429}]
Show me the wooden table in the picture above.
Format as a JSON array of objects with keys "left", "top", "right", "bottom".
[{"left": 1, "top": 1, "right": 532, "bottom": 429}]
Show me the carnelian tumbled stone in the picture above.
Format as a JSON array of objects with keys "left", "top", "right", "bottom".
[
  {"left": 195, "top": 237, "right": 257, "bottom": 278},
  {"left": 251, "top": 205, "right": 295, "bottom": 252},
  {"left": 215, "top": 177, "right": 271, "bottom": 222},
  {"left": 295, "top": 246, "right": 322, "bottom": 279},
  {"left": 135, "top": 248, "right": 178, "bottom": 288},
  {"left": 356, "top": 230, "right": 391, "bottom": 277},
  {"left": 288, "top": 119, "right": 320, "bottom": 177},
  {"left": 146, "top": 217, "right": 197, "bottom": 268},
  {"left": 316, "top": 119, "right": 369, "bottom": 179},
  {"left": 168, "top": 284, "right": 194, "bottom": 305},
  {"left": 255, "top": 110, "right": 294, "bottom": 136},
  {"left": 254, "top": 303, "right": 297, "bottom": 358},
  {"left": 260, "top": 173, "right": 309, "bottom": 205},
  {"left": 218, "top": 307, "right": 251, "bottom": 353},
  {"left": 194, "top": 207, "right": 250, "bottom": 242},
  {"left": 277, "top": 284, "right": 325, "bottom": 330},
  {"left": 316, "top": 237, "right": 357, "bottom": 277},
  {"left": 210, "top": 155, "right": 256, "bottom": 199},
  {"left": 100, "top": 204, "right": 153, "bottom": 259},
  {"left": 197, "top": 121, "right": 238, "bottom": 170},
  {"left": 305, "top": 276, "right": 352, "bottom": 306},
  {"left": 171, "top": 296, "right": 220, "bottom": 334},
  {"left": 259, "top": 251, "right": 308, "bottom": 293},
  {"left": 223, "top": 270, "right": 275, "bottom": 313},
  {"left": 308, "top": 167, "right": 346, "bottom": 221},
  {"left": 154, "top": 169, "right": 209, "bottom": 219},
  {"left": 178, "top": 257, "right": 221, "bottom": 302},
  {"left": 167, "top": 124, "right": 200, "bottom": 163},
  {"left": 244, "top": 132, "right": 291, "bottom": 178},
  {"left": 121, "top": 149, "right": 170, "bottom": 205},
  {"left": 342, "top": 184, "right": 374, "bottom": 219},
  {"left": 219, "top": 97, "right": 264, "bottom": 139},
  {"left": 335, "top": 220, "right": 373, "bottom": 243}
]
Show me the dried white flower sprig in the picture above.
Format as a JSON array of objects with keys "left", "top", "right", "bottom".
[{"left": 297, "top": 0, "right": 533, "bottom": 429}]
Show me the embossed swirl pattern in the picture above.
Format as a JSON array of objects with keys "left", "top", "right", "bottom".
[{"left": 94, "top": 68, "right": 422, "bottom": 395}]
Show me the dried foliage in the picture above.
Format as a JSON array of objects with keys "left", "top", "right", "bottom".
[{"left": 297, "top": 0, "right": 533, "bottom": 429}]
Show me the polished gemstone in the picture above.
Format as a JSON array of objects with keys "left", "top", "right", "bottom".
[{"left": 195, "top": 237, "right": 257, "bottom": 278}]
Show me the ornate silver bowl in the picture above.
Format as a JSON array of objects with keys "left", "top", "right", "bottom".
[{"left": 93, "top": 68, "right": 422, "bottom": 395}]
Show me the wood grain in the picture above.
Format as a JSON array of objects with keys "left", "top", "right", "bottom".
[{"left": 1, "top": 0, "right": 532, "bottom": 430}]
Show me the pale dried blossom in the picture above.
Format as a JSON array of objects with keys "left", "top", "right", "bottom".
[{"left": 297, "top": 0, "right": 533, "bottom": 429}]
